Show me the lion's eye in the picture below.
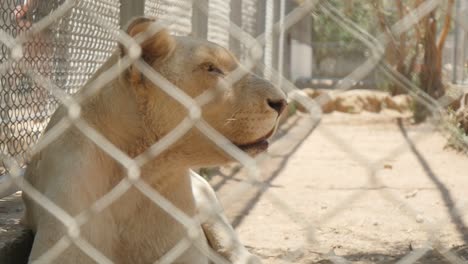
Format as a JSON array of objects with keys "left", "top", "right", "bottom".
[{"left": 205, "top": 64, "right": 224, "bottom": 75}]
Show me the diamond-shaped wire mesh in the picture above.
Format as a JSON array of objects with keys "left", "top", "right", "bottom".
[
  {"left": 0, "top": 0, "right": 119, "bottom": 173},
  {"left": 0, "top": 0, "right": 467, "bottom": 263}
]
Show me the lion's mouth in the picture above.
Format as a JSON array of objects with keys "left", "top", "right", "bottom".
[{"left": 235, "top": 127, "right": 276, "bottom": 152}]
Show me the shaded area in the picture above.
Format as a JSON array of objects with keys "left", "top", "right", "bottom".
[
  {"left": 315, "top": 245, "right": 468, "bottom": 264},
  {"left": 398, "top": 118, "right": 468, "bottom": 244},
  {"left": 248, "top": 244, "right": 468, "bottom": 264},
  {"left": 0, "top": 193, "right": 23, "bottom": 249},
  {"left": 0, "top": 229, "right": 33, "bottom": 264}
]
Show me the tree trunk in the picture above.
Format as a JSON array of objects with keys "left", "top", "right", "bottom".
[
  {"left": 420, "top": 11, "right": 444, "bottom": 99},
  {"left": 414, "top": 0, "right": 454, "bottom": 122},
  {"left": 373, "top": 0, "right": 415, "bottom": 95}
]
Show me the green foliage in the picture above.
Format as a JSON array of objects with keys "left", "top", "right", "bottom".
[
  {"left": 312, "top": 1, "right": 378, "bottom": 63},
  {"left": 198, "top": 167, "right": 218, "bottom": 180},
  {"left": 445, "top": 108, "right": 468, "bottom": 153},
  {"left": 288, "top": 101, "right": 297, "bottom": 116}
]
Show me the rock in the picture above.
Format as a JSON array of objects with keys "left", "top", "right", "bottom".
[
  {"left": 385, "top": 94, "right": 413, "bottom": 113},
  {"left": 383, "top": 164, "right": 392, "bottom": 169},
  {"left": 294, "top": 88, "right": 335, "bottom": 113},
  {"left": 295, "top": 88, "right": 414, "bottom": 114},
  {"left": 333, "top": 89, "right": 389, "bottom": 114},
  {"left": 316, "top": 93, "right": 337, "bottom": 114},
  {"left": 302, "top": 87, "right": 325, "bottom": 99},
  {"left": 405, "top": 190, "right": 419, "bottom": 199},
  {"left": 416, "top": 214, "right": 424, "bottom": 223}
]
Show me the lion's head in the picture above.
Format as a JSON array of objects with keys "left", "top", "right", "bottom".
[{"left": 122, "top": 17, "right": 287, "bottom": 167}]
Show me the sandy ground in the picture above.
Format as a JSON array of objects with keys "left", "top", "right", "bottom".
[
  {"left": 1, "top": 111, "right": 468, "bottom": 263},
  {"left": 210, "top": 112, "right": 468, "bottom": 263}
]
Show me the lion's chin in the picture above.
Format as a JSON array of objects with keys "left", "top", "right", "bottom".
[
  {"left": 234, "top": 125, "right": 276, "bottom": 155},
  {"left": 237, "top": 140, "right": 269, "bottom": 154}
]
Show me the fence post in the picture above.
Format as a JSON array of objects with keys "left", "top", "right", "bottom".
[
  {"left": 230, "top": 0, "right": 242, "bottom": 57},
  {"left": 263, "top": 0, "right": 275, "bottom": 80},
  {"left": 192, "top": 0, "right": 208, "bottom": 39},
  {"left": 272, "top": 0, "right": 279, "bottom": 72},
  {"left": 287, "top": 1, "right": 313, "bottom": 83},
  {"left": 252, "top": 1, "right": 267, "bottom": 76},
  {"left": 276, "top": 0, "right": 287, "bottom": 86},
  {"left": 460, "top": 0, "right": 467, "bottom": 84},
  {"left": 120, "top": 0, "right": 145, "bottom": 28},
  {"left": 255, "top": 1, "right": 266, "bottom": 39}
]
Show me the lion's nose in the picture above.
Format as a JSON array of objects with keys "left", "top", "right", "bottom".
[{"left": 267, "top": 99, "right": 287, "bottom": 115}]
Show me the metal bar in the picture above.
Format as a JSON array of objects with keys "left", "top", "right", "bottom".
[
  {"left": 120, "top": 0, "right": 145, "bottom": 28},
  {"left": 230, "top": 0, "right": 242, "bottom": 57},
  {"left": 453, "top": 0, "right": 461, "bottom": 83},
  {"left": 192, "top": 0, "right": 208, "bottom": 39},
  {"left": 277, "top": 0, "right": 286, "bottom": 87}
]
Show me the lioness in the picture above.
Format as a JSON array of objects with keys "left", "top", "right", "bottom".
[{"left": 12, "top": 17, "right": 286, "bottom": 263}]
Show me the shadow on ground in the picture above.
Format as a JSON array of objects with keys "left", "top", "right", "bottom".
[
  {"left": 248, "top": 245, "right": 468, "bottom": 264},
  {"left": 315, "top": 244, "right": 468, "bottom": 264}
]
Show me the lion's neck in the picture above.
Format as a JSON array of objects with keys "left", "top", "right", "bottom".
[
  {"left": 106, "top": 164, "right": 197, "bottom": 221},
  {"left": 80, "top": 77, "right": 148, "bottom": 153},
  {"left": 77, "top": 62, "right": 198, "bottom": 215}
]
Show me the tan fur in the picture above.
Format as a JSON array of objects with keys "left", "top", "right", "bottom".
[{"left": 22, "top": 17, "right": 285, "bottom": 263}]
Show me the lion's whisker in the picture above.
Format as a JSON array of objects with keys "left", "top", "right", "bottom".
[
  {"left": 224, "top": 118, "right": 237, "bottom": 126},
  {"left": 224, "top": 109, "right": 241, "bottom": 126}
]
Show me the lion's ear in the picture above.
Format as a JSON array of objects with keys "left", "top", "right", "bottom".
[{"left": 122, "top": 17, "right": 175, "bottom": 63}]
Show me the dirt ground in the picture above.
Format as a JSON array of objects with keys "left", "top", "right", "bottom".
[
  {"left": 1, "top": 111, "right": 468, "bottom": 263},
  {"left": 210, "top": 112, "right": 468, "bottom": 263}
]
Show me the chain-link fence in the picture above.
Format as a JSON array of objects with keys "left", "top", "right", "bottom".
[{"left": 1, "top": 0, "right": 468, "bottom": 263}]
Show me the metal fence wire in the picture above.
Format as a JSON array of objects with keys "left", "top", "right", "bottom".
[
  {"left": 0, "top": 0, "right": 467, "bottom": 263},
  {"left": 0, "top": 0, "right": 119, "bottom": 172}
]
